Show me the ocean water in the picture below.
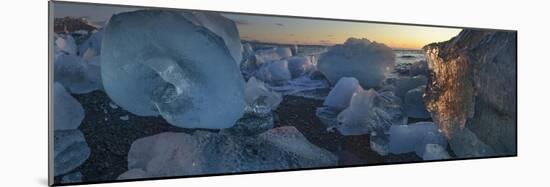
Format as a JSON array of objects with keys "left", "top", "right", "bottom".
[{"left": 394, "top": 50, "right": 426, "bottom": 64}]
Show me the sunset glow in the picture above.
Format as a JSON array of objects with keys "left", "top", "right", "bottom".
[
  {"left": 54, "top": 2, "right": 461, "bottom": 49},
  {"left": 223, "top": 13, "right": 461, "bottom": 49}
]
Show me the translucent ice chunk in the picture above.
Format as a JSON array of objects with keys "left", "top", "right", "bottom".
[
  {"left": 245, "top": 77, "right": 282, "bottom": 115},
  {"left": 404, "top": 85, "right": 430, "bottom": 118},
  {"left": 182, "top": 12, "right": 243, "bottom": 64},
  {"left": 387, "top": 122, "right": 447, "bottom": 157},
  {"left": 101, "top": 10, "right": 246, "bottom": 129},
  {"left": 54, "top": 130, "right": 90, "bottom": 176},
  {"left": 254, "top": 47, "right": 292, "bottom": 65},
  {"left": 118, "top": 126, "right": 337, "bottom": 179},
  {"left": 336, "top": 89, "right": 386, "bottom": 135},
  {"left": 54, "top": 34, "right": 77, "bottom": 56},
  {"left": 78, "top": 30, "right": 103, "bottom": 57},
  {"left": 317, "top": 38, "right": 395, "bottom": 88},
  {"left": 422, "top": 144, "right": 451, "bottom": 160},
  {"left": 54, "top": 54, "right": 102, "bottom": 94},
  {"left": 384, "top": 75, "right": 428, "bottom": 99},
  {"left": 323, "top": 77, "right": 364, "bottom": 111},
  {"left": 254, "top": 60, "right": 291, "bottom": 84},
  {"left": 286, "top": 56, "right": 315, "bottom": 78},
  {"left": 54, "top": 82, "right": 84, "bottom": 130},
  {"left": 61, "top": 172, "right": 83, "bottom": 183}
]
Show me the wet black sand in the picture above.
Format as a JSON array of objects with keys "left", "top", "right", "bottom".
[
  {"left": 274, "top": 95, "right": 421, "bottom": 166},
  {"left": 55, "top": 92, "right": 421, "bottom": 184}
]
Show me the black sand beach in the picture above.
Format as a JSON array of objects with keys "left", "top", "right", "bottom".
[{"left": 55, "top": 91, "right": 427, "bottom": 183}]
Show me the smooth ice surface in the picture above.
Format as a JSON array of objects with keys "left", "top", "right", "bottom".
[
  {"left": 286, "top": 56, "right": 315, "bottom": 78},
  {"left": 61, "top": 172, "right": 83, "bottom": 183},
  {"left": 377, "top": 90, "right": 407, "bottom": 126},
  {"left": 54, "top": 130, "right": 90, "bottom": 176},
  {"left": 54, "top": 54, "right": 102, "bottom": 94},
  {"left": 254, "top": 60, "right": 291, "bottom": 84},
  {"left": 117, "top": 169, "right": 148, "bottom": 180},
  {"left": 404, "top": 85, "right": 430, "bottom": 118},
  {"left": 242, "top": 43, "right": 254, "bottom": 58},
  {"left": 422, "top": 144, "right": 450, "bottom": 160},
  {"left": 119, "top": 126, "right": 337, "bottom": 179},
  {"left": 369, "top": 131, "right": 389, "bottom": 156},
  {"left": 182, "top": 12, "right": 243, "bottom": 64},
  {"left": 410, "top": 60, "right": 429, "bottom": 77},
  {"left": 54, "top": 83, "right": 84, "bottom": 130},
  {"left": 387, "top": 122, "right": 447, "bottom": 157},
  {"left": 245, "top": 77, "right": 282, "bottom": 115},
  {"left": 448, "top": 128, "right": 496, "bottom": 157},
  {"left": 275, "top": 47, "right": 293, "bottom": 59},
  {"left": 79, "top": 30, "right": 103, "bottom": 57},
  {"left": 318, "top": 38, "right": 395, "bottom": 88},
  {"left": 336, "top": 89, "right": 390, "bottom": 135},
  {"left": 323, "top": 77, "right": 363, "bottom": 111},
  {"left": 54, "top": 34, "right": 77, "bottom": 56},
  {"left": 392, "top": 75, "right": 428, "bottom": 99},
  {"left": 226, "top": 112, "right": 275, "bottom": 136},
  {"left": 101, "top": 10, "right": 246, "bottom": 129},
  {"left": 254, "top": 47, "right": 292, "bottom": 65}
]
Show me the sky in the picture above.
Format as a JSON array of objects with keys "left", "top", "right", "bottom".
[{"left": 54, "top": 2, "right": 461, "bottom": 49}]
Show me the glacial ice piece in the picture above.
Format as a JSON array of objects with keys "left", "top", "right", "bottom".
[
  {"left": 410, "top": 60, "right": 429, "bottom": 77},
  {"left": 323, "top": 77, "right": 363, "bottom": 111},
  {"left": 101, "top": 10, "right": 246, "bottom": 129},
  {"left": 54, "top": 54, "right": 102, "bottom": 94},
  {"left": 61, "top": 172, "right": 83, "bottom": 183},
  {"left": 316, "top": 106, "right": 340, "bottom": 129},
  {"left": 182, "top": 12, "right": 243, "bottom": 64},
  {"left": 226, "top": 112, "right": 274, "bottom": 136},
  {"left": 254, "top": 48, "right": 280, "bottom": 65},
  {"left": 319, "top": 84, "right": 405, "bottom": 135},
  {"left": 387, "top": 122, "right": 447, "bottom": 157},
  {"left": 81, "top": 48, "right": 97, "bottom": 61},
  {"left": 54, "top": 130, "right": 90, "bottom": 176},
  {"left": 245, "top": 77, "right": 282, "bottom": 115},
  {"left": 317, "top": 38, "right": 395, "bottom": 88},
  {"left": 275, "top": 47, "right": 293, "bottom": 58},
  {"left": 422, "top": 144, "right": 450, "bottom": 160},
  {"left": 424, "top": 30, "right": 516, "bottom": 155},
  {"left": 54, "top": 34, "right": 77, "bottom": 56},
  {"left": 258, "top": 126, "right": 337, "bottom": 166},
  {"left": 404, "top": 85, "right": 430, "bottom": 118},
  {"left": 447, "top": 128, "right": 495, "bottom": 157},
  {"left": 369, "top": 131, "right": 389, "bottom": 156},
  {"left": 392, "top": 75, "right": 428, "bottom": 99},
  {"left": 118, "top": 126, "right": 337, "bottom": 179},
  {"left": 242, "top": 43, "right": 254, "bottom": 57},
  {"left": 286, "top": 56, "right": 314, "bottom": 78},
  {"left": 254, "top": 60, "right": 291, "bottom": 84},
  {"left": 240, "top": 43, "right": 257, "bottom": 79},
  {"left": 254, "top": 47, "right": 292, "bottom": 65},
  {"left": 336, "top": 89, "right": 392, "bottom": 135},
  {"left": 54, "top": 83, "right": 84, "bottom": 130},
  {"left": 120, "top": 115, "right": 129, "bottom": 121},
  {"left": 78, "top": 30, "right": 103, "bottom": 57},
  {"left": 118, "top": 169, "right": 148, "bottom": 180}
]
